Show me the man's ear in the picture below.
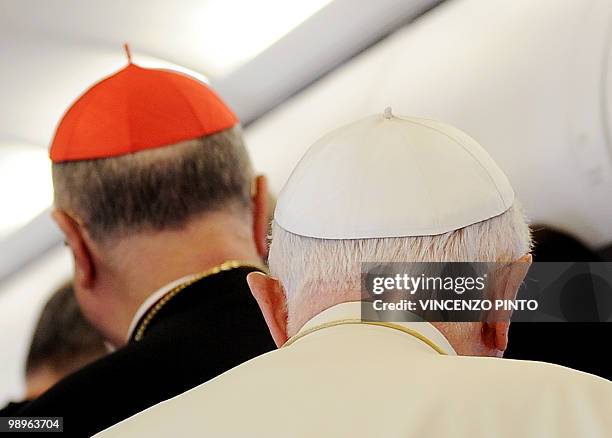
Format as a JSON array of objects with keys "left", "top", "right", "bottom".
[
  {"left": 247, "top": 271, "right": 288, "bottom": 347},
  {"left": 251, "top": 175, "right": 269, "bottom": 259},
  {"left": 485, "top": 254, "right": 533, "bottom": 351},
  {"left": 51, "top": 209, "right": 95, "bottom": 290}
]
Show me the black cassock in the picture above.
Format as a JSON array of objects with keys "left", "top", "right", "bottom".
[{"left": 9, "top": 265, "right": 276, "bottom": 437}]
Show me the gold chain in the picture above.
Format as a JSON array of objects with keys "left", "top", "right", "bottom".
[
  {"left": 282, "top": 319, "right": 448, "bottom": 355},
  {"left": 133, "top": 260, "right": 264, "bottom": 342}
]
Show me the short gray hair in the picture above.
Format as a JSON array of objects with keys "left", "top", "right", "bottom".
[
  {"left": 52, "top": 126, "right": 253, "bottom": 241},
  {"left": 268, "top": 204, "right": 531, "bottom": 333}
]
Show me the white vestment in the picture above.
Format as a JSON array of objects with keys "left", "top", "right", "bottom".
[{"left": 96, "top": 302, "right": 612, "bottom": 438}]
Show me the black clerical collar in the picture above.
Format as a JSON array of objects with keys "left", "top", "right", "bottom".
[{"left": 130, "top": 261, "right": 264, "bottom": 342}]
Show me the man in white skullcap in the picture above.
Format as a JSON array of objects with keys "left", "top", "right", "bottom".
[{"left": 97, "top": 110, "right": 612, "bottom": 437}]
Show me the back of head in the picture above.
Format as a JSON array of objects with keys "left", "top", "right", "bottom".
[
  {"left": 269, "top": 205, "right": 531, "bottom": 335},
  {"left": 26, "top": 283, "right": 106, "bottom": 398},
  {"left": 52, "top": 126, "right": 253, "bottom": 241},
  {"left": 48, "top": 58, "right": 265, "bottom": 346},
  {"left": 268, "top": 111, "right": 532, "bottom": 338},
  {"left": 50, "top": 61, "right": 253, "bottom": 243}
]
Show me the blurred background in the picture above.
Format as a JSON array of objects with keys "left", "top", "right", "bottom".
[{"left": 1, "top": 0, "right": 612, "bottom": 404}]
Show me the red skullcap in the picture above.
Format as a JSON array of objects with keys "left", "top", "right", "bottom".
[{"left": 50, "top": 59, "right": 238, "bottom": 162}]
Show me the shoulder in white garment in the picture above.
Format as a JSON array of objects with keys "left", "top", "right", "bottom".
[{"left": 96, "top": 302, "right": 612, "bottom": 438}]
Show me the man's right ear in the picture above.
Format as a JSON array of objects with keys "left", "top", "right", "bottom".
[
  {"left": 250, "top": 175, "right": 269, "bottom": 259},
  {"left": 51, "top": 209, "right": 95, "bottom": 290},
  {"left": 247, "top": 272, "right": 288, "bottom": 347}
]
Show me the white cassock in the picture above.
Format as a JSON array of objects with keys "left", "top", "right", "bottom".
[{"left": 96, "top": 302, "right": 612, "bottom": 438}]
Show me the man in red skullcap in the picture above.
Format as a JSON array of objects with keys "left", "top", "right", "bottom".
[{"left": 12, "top": 51, "right": 275, "bottom": 436}]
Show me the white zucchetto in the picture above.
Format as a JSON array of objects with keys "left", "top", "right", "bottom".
[{"left": 274, "top": 108, "right": 514, "bottom": 238}]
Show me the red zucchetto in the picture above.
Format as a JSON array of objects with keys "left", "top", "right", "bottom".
[{"left": 50, "top": 48, "right": 238, "bottom": 163}]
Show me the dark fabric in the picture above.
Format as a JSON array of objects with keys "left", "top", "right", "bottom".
[
  {"left": 505, "top": 227, "right": 611, "bottom": 381},
  {"left": 505, "top": 323, "right": 611, "bottom": 380},
  {"left": 0, "top": 401, "right": 29, "bottom": 416},
  {"left": 14, "top": 266, "right": 276, "bottom": 437}
]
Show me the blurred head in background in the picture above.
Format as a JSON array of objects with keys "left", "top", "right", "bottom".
[
  {"left": 25, "top": 282, "right": 106, "bottom": 399},
  {"left": 50, "top": 64, "right": 269, "bottom": 347}
]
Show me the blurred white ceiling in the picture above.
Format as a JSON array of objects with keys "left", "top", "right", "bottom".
[
  {"left": 0, "top": 0, "right": 334, "bottom": 149},
  {"left": 0, "top": 145, "right": 52, "bottom": 239},
  {"left": 0, "top": 0, "right": 332, "bottom": 77}
]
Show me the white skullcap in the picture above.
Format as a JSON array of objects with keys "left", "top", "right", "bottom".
[{"left": 274, "top": 108, "right": 515, "bottom": 239}]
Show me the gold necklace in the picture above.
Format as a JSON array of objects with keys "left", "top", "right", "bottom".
[
  {"left": 283, "top": 319, "right": 448, "bottom": 355},
  {"left": 133, "top": 260, "right": 264, "bottom": 342}
]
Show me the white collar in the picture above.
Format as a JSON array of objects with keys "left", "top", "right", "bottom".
[
  {"left": 294, "top": 301, "right": 457, "bottom": 355},
  {"left": 126, "top": 273, "right": 201, "bottom": 341}
]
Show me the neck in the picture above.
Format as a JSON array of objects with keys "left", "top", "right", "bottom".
[
  {"left": 287, "top": 287, "right": 360, "bottom": 337},
  {"left": 101, "top": 211, "right": 262, "bottom": 345},
  {"left": 289, "top": 290, "right": 492, "bottom": 356}
]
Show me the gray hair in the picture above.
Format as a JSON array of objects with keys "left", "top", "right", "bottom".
[
  {"left": 268, "top": 204, "right": 531, "bottom": 333},
  {"left": 52, "top": 126, "right": 253, "bottom": 241}
]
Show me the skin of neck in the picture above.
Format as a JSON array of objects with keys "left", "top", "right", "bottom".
[
  {"left": 25, "top": 367, "right": 63, "bottom": 400},
  {"left": 94, "top": 210, "right": 263, "bottom": 346},
  {"left": 287, "top": 289, "right": 500, "bottom": 357}
]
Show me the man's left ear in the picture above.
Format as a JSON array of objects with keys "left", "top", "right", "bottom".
[
  {"left": 487, "top": 254, "right": 533, "bottom": 351},
  {"left": 251, "top": 175, "right": 269, "bottom": 259},
  {"left": 51, "top": 209, "right": 96, "bottom": 290}
]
